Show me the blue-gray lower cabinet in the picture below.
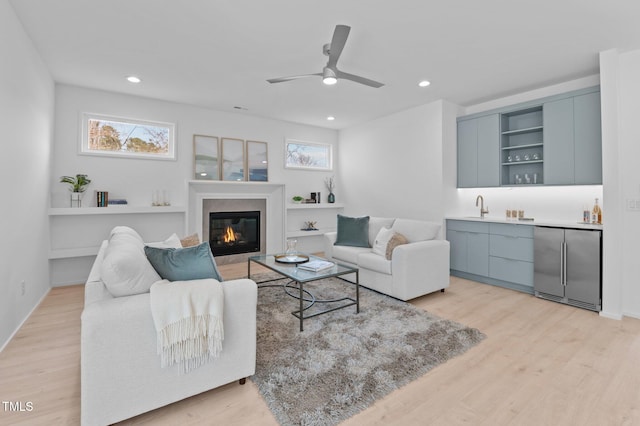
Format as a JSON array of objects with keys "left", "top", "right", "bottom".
[
  {"left": 446, "top": 220, "right": 489, "bottom": 276},
  {"left": 447, "top": 220, "right": 534, "bottom": 294}
]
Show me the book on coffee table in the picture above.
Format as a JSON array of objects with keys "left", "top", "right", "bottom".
[{"left": 297, "top": 259, "right": 334, "bottom": 272}]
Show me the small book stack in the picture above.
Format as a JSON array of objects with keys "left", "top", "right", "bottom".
[
  {"left": 298, "top": 260, "right": 334, "bottom": 272},
  {"left": 108, "top": 199, "right": 128, "bottom": 205},
  {"left": 96, "top": 191, "right": 109, "bottom": 207}
]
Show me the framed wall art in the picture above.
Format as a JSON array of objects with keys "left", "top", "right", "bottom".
[
  {"left": 246, "top": 140, "right": 268, "bottom": 181},
  {"left": 284, "top": 139, "right": 332, "bottom": 171},
  {"left": 80, "top": 113, "right": 176, "bottom": 160},
  {"left": 221, "top": 137, "right": 246, "bottom": 181},
  {"left": 193, "top": 135, "right": 219, "bottom": 180}
]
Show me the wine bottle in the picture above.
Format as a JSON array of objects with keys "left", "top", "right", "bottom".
[{"left": 591, "top": 198, "right": 602, "bottom": 224}]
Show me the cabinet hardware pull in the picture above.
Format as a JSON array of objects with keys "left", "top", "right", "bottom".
[
  {"left": 559, "top": 242, "right": 564, "bottom": 286},
  {"left": 563, "top": 242, "right": 568, "bottom": 286}
]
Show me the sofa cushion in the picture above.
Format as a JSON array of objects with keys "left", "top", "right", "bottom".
[
  {"left": 357, "top": 252, "right": 392, "bottom": 275},
  {"left": 386, "top": 232, "right": 409, "bottom": 260},
  {"left": 372, "top": 227, "right": 394, "bottom": 257},
  {"left": 144, "top": 242, "right": 223, "bottom": 282},
  {"left": 101, "top": 229, "right": 162, "bottom": 297},
  {"left": 368, "top": 217, "right": 396, "bottom": 247},
  {"left": 391, "top": 219, "right": 440, "bottom": 243},
  {"left": 334, "top": 215, "right": 370, "bottom": 248},
  {"left": 331, "top": 245, "right": 372, "bottom": 265}
]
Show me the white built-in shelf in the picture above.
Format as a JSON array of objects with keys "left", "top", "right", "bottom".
[
  {"left": 286, "top": 228, "right": 337, "bottom": 238},
  {"left": 49, "top": 246, "right": 101, "bottom": 259},
  {"left": 48, "top": 206, "right": 186, "bottom": 216},
  {"left": 287, "top": 203, "right": 345, "bottom": 210}
]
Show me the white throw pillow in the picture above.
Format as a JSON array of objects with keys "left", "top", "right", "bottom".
[
  {"left": 372, "top": 227, "right": 395, "bottom": 257},
  {"left": 146, "top": 233, "right": 182, "bottom": 249},
  {"left": 101, "top": 228, "right": 161, "bottom": 297}
]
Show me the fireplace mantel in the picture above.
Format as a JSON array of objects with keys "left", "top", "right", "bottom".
[{"left": 188, "top": 181, "right": 285, "bottom": 255}]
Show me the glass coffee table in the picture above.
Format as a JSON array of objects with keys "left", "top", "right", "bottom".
[{"left": 248, "top": 253, "right": 359, "bottom": 331}]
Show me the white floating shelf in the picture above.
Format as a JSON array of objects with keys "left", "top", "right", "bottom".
[
  {"left": 286, "top": 228, "right": 336, "bottom": 238},
  {"left": 49, "top": 246, "right": 101, "bottom": 259},
  {"left": 48, "top": 206, "right": 186, "bottom": 216},
  {"left": 286, "top": 203, "right": 345, "bottom": 210}
]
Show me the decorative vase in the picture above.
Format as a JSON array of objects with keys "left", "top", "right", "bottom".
[
  {"left": 285, "top": 239, "right": 298, "bottom": 261},
  {"left": 328, "top": 192, "right": 335, "bottom": 203},
  {"left": 70, "top": 192, "right": 83, "bottom": 208}
]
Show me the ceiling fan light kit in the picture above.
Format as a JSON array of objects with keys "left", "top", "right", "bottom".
[
  {"left": 322, "top": 67, "right": 337, "bottom": 85},
  {"left": 267, "top": 24, "right": 384, "bottom": 89}
]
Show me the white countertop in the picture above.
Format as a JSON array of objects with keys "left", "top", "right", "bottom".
[{"left": 446, "top": 216, "right": 603, "bottom": 230}]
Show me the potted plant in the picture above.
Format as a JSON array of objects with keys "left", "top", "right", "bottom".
[
  {"left": 60, "top": 174, "right": 91, "bottom": 207},
  {"left": 292, "top": 195, "right": 304, "bottom": 204}
]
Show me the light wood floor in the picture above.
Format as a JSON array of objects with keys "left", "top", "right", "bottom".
[{"left": 2, "top": 261, "right": 640, "bottom": 426}]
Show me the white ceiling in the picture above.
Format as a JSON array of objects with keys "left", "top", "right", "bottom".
[{"left": 9, "top": 0, "right": 640, "bottom": 129}]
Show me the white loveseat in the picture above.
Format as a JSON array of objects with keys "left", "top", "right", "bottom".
[
  {"left": 81, "top": 231, "right": 257, "bottom": 426},
  {"left": 323, "top": 217, "right": 450, "bottom": 301}
]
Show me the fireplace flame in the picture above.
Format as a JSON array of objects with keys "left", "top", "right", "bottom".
[{"left": 223, "top": 226, "right": 237, "bottom": 243}]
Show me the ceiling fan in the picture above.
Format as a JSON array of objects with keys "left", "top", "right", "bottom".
[{"left": 267, "top": 24, "right": 384, "bottom": 88}]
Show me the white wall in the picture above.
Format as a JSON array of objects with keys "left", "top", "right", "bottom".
[
  {"left": 50, "top": 85, "right": 338, "bottom": 284},
  {"left": 0, "top": 0, "right": 54, "bottom": 350},
  {"left": 338, "top": 100, "right": 449, "bottom": 228},
  {"left": 53, "top": 85, "right": 338, "bottom": 208},
  {"left": 600, "top": 48, "right": 640, "bottom": 319}
]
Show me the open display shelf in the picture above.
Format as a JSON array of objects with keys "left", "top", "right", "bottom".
[{"left": 500, "top": 106, "right": 544, "bottom": 186}]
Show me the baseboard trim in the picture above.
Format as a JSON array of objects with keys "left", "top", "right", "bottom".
[{"left": 0, "top": 288, "right": 51, "bottom": 353}]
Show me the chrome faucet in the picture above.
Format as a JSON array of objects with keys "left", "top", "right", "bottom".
[{"left": 476, "top": 195, "right": 489, "bottom": 219}]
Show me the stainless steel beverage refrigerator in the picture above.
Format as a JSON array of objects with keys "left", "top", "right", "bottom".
[{"left": 533, "top": 226, "right": 602, "bottom": 312}]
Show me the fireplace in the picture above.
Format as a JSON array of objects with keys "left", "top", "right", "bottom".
[{"left": 209, "top": 211, "right": 260, "bottom": 256}]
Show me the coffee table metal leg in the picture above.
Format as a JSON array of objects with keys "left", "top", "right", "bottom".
[
  {"left": 356, "top": 270, "right": 360, "bottom": 313},
  {"left": 299, "top": 280, "right": 304, "bottom": 331}
]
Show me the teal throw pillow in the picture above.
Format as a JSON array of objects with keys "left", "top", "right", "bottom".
[
  {"left": 334, "top": 214, "right": 370, "bottom": 248},
  {"left": 144, "top": 241, "right": 223, "bottom": 282}
]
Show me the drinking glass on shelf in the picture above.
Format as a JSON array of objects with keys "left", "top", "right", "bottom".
[
  {"left": 514, "top": 155, "right": 521, "bottom": 162},
  {"left": 533, "top": 153, "right": 540, "bottom": 160},
  {"left": 525, "top": 173, "right": 531, "bottom": 184},
  {"left": 507, "top": 155, "right": 513, "bottom": 162},
  {"left": 524, "top": 154, "right": 531, "bottom": 161}
]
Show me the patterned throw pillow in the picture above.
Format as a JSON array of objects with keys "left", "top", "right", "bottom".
[
  {"left": 180, "top": 233, "right": 201, "bottom": 247},
  {"left": 385, "top": 232, "right": 409, "bottom": 260}
]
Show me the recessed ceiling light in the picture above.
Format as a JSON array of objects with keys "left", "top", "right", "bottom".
[
  {"left": 327, "top": 116, "right": 335, "bottom": 121},
  {"left": 418, "top": 80, "right": 431, "bottom": 87},
  {"left": 126, "top": 75, "right": 141, "bottom": 83}
]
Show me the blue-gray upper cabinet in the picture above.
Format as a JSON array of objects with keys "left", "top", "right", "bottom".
[
  {"left": 543, "top": 91, "right": 602, "bottom": 185},
  {"left": 457, "top": 114, "right": 500, "bottom": 188}
]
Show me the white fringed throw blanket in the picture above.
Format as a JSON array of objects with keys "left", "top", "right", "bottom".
[{"left": 150, "top": 278, "right": 224, "bottom": 373}]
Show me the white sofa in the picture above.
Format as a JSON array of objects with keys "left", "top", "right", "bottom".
[
  {"left": 323, "top": 217, "right": 450, "bottom": 301},
  {"left": 81, "top": 238, "right": 257, "bottom": 426}
]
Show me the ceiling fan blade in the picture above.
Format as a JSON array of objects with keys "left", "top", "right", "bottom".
[
  {"left": 267, "top": 73, "right": 322, "bottom": 84},
  {"left": 336, "top": 70, "right": 384, "bottom": 88},
  {"left": 326, "top": 25, "right": 351, "bottom": 69}
]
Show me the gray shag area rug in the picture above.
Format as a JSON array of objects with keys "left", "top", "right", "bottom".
[{"left": 250, "top": 273, "right": 485, "bottom": 426}]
